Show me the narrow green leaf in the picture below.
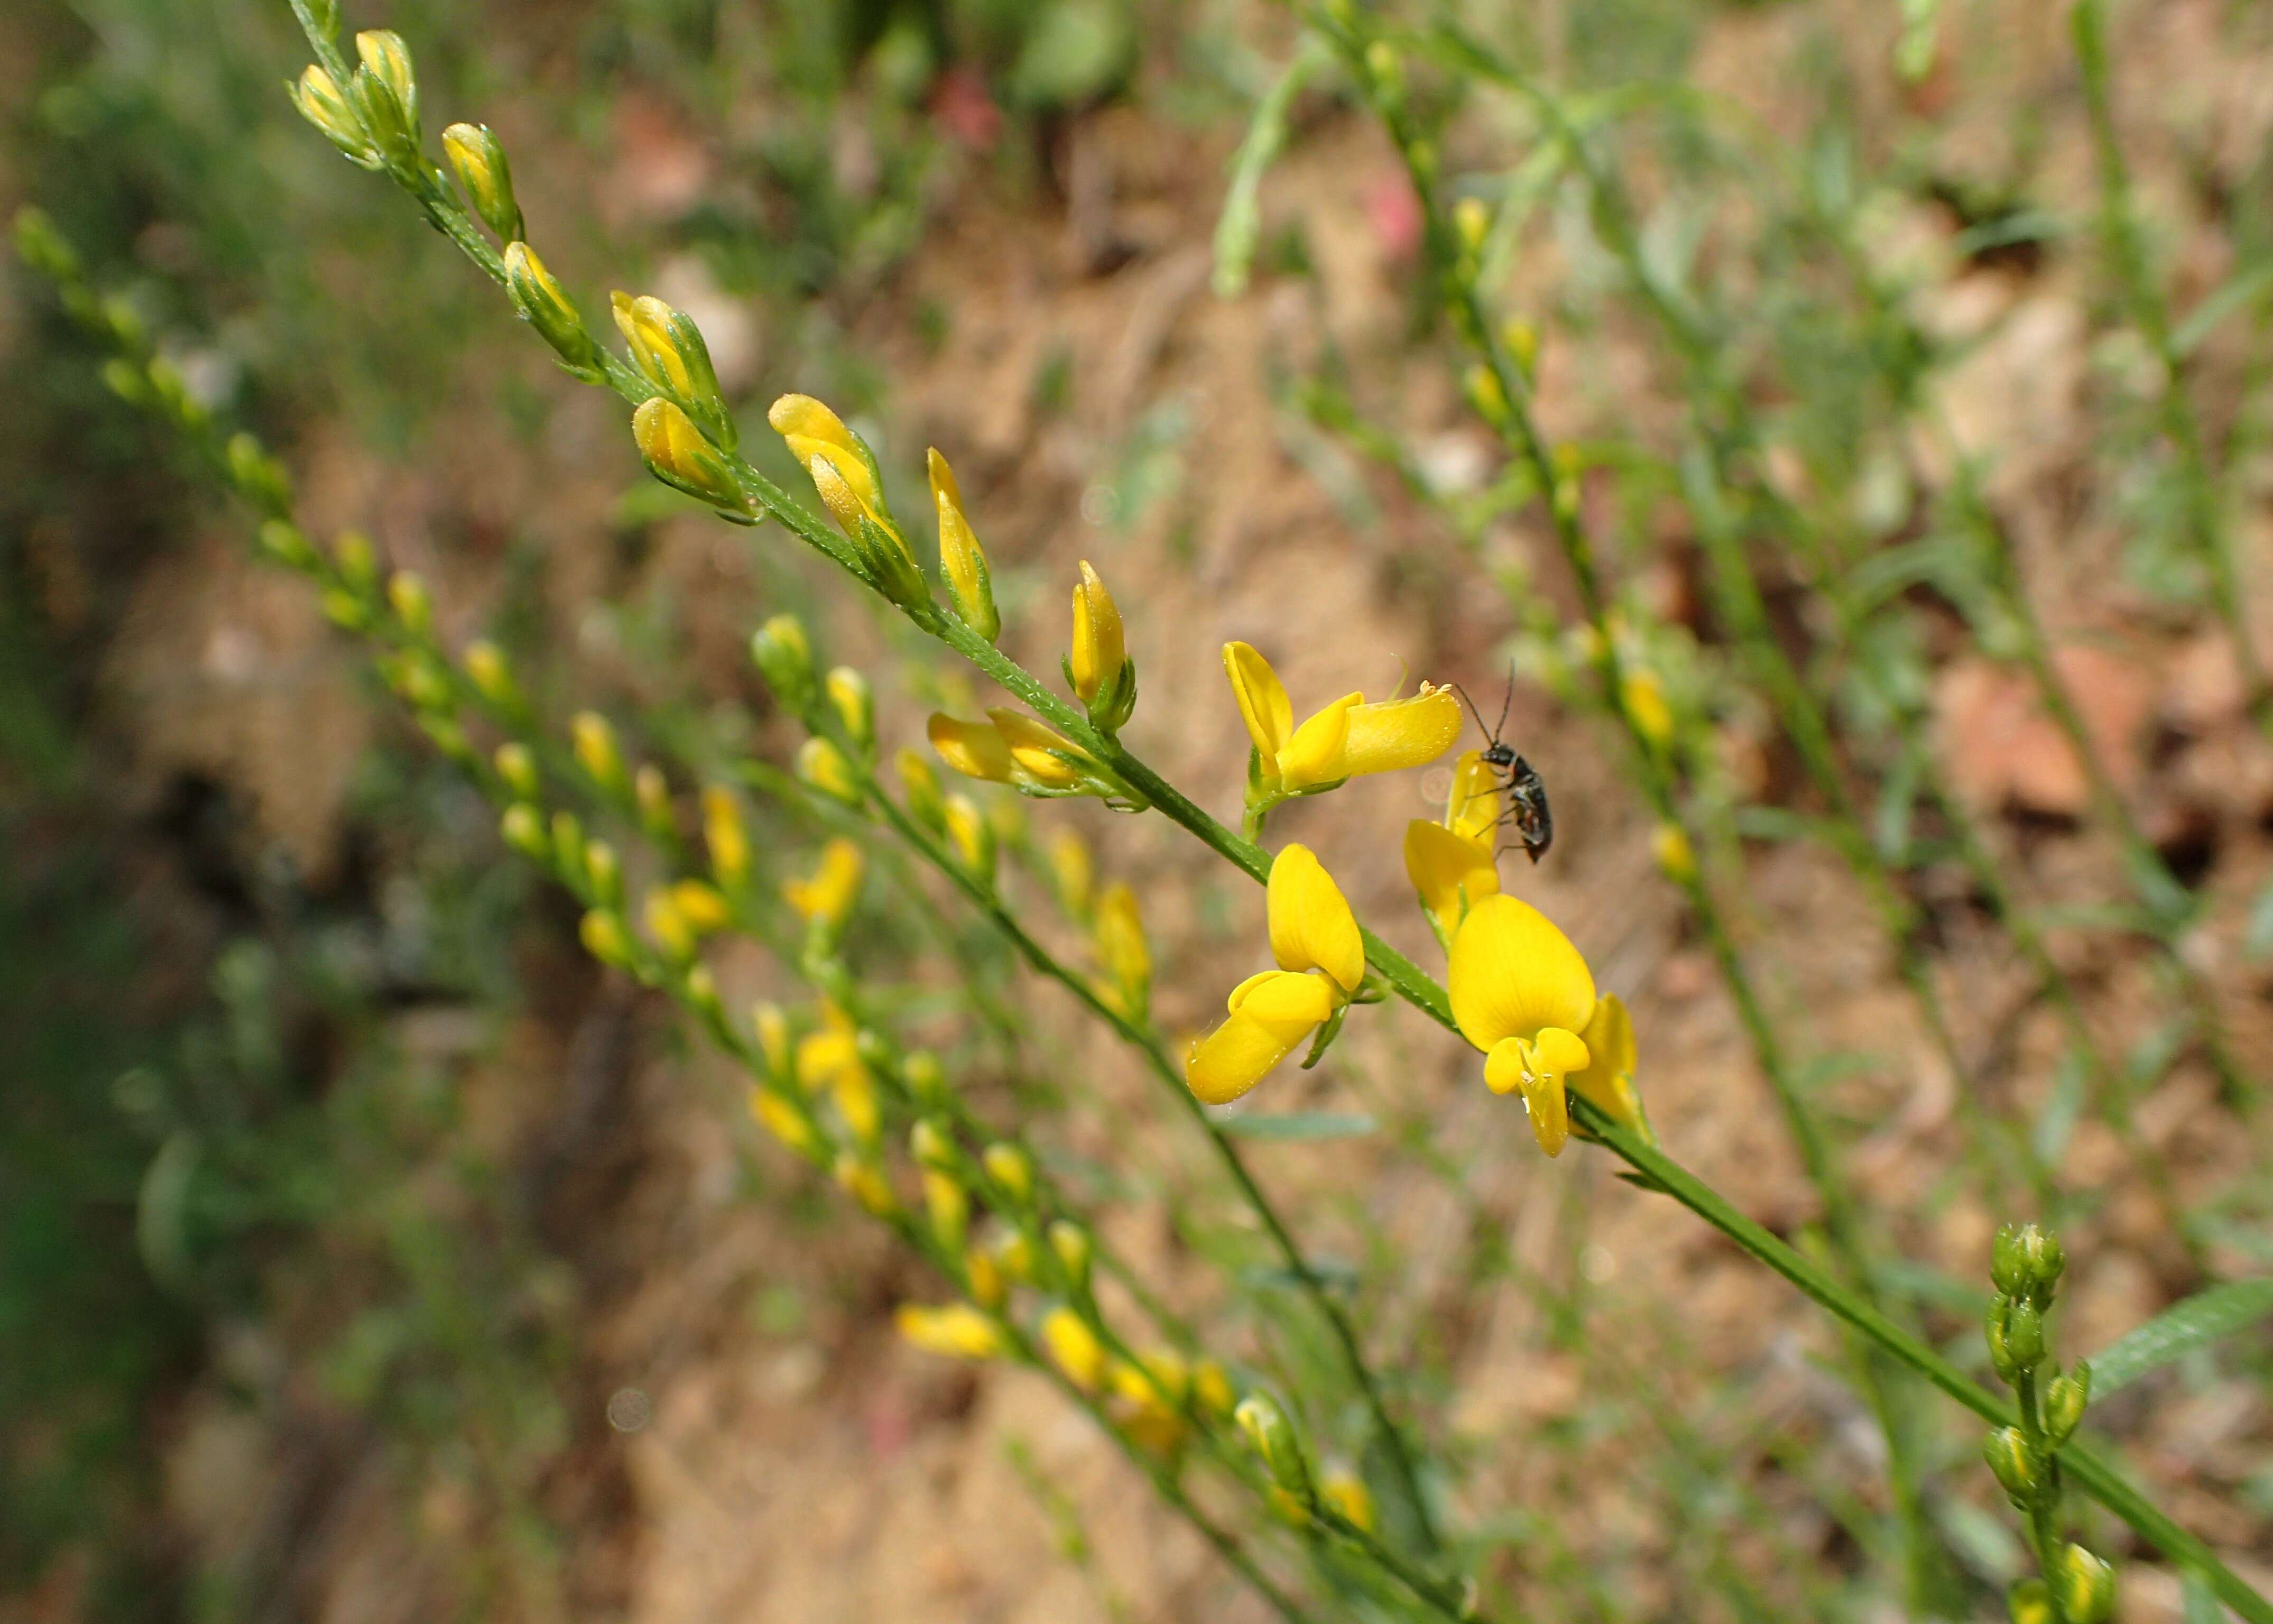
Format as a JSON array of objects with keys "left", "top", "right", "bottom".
[
  {"left": 1212, "top": 40, "right": 1329, "bottom": 300},
  {"left": 2186, "top": 1570, "right": 2228, "bottom": 1624},
  {"left": 2090, "top": 1279, "right": 2273, "bottom": 1395},
  {"left": 2173, "top": 261, "right": 2273, "bottom": 357},
  {"left": 1218, "top": 1111, "right": 1376, "bottom": 1141}
]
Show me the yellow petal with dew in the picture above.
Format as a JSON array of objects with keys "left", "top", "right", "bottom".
[
  {"left": 1447, "top": 893, "right": 1596, "bottom": 1052},
  {"left": 987, "top": 708, "right": 1087, "bottom": 789},
  {"left": 1265, "top": 843, "right": 1364, "bottom": 994},
  {"left": 1336, "top": 685, "right": 1463, "bottom": 778},
  {"left": 1274, "top": 693, "right": 1360, "bottom": 790},
  {"left": 1403, "top": 820, "right": 1500, "bottom": 941},
  {"left": 1185, "top": 971, "right": 1336, "bottom": 1105},
  {"left": 1223, "top": 642, "right": 1293, "bottom": 764}
]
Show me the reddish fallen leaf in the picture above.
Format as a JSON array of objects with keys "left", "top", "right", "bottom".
[{"left": 1936, "top": 645, "right": 2152, "bottom": 817}]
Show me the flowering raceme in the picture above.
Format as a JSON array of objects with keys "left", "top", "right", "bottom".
[
  {"left": 1223, "top": 641, "right": 1462, "bottom": 826},
  {"left": 1186, "top": 845, "right": 1366, "bottom": 1104}
]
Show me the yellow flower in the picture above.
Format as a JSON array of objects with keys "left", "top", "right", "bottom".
[
  {"left": 1223, "top": 642, "right": 1462, "bottom": 797},
  {"left": 1109, "top": 1349, "right": 1192, "bottom": 1454},
  {"left": 752, "top": 1002, "right": 791, "bottom": 1081},
  {"left": 834, "top": 1151, "right": 895, "bottom": 1215},
  {"left": 1068, "top": 560, "right": 1126, "bottom": 704},
  {"left": 797, "top": 736, "right": 861, "bottom": 805},
  {"left": 571, "top": 710, "right": 624, "bottom": 794},
  {"left": 631, "top": 396, "right": 745, "bottom": 512},
  {"left": 783, "top": 836, "right": 864, "bottom": 927},
  {"left": 1041, "top": 1306, "right": 1108, "bottom": 1391},
  {"left": 643, "top": 887, "right": 696, "bottom": 963},
  {"left": 1186, "top": 845, "right": 1365, "bottom": 1105},
  {"left": 1094, "top": 881, "right": 1150, "bottom": 1019},
  {"left": 1651, "top": 822, "right": 1696, "bottom": 885},
  {"left": 896, "top": 1303, "right": 1003, "bottom": 1362},
  {"left": 1403, "top": 820, "right": 1500, "bottom": 945},
  {"left": 1447, "top": 894, "right": 1598, "bottom": 1156}
]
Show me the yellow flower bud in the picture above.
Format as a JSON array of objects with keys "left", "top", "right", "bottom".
[
  {"left": 581, "top": 839, "right": 622, "bottom": 908},
  {"left": 927, "top": 448, "right": 1000, "bottom": 641},
  {"left": 502, "top": 242, "right": 596, "bottom": 374},
  {"left": 983, "top": 1142, "right": 1033, "bottom": 1206},
  {"left": 644, "top": 887, "right": 697, "bottom": 964},
  {"left": 1651, "top": 822, "right": 1697, "bottom": 885},
  {"left": 1094, "top": 882, "right": 1150, "bottom": 1019},
  {"left": 632, "top": 396, "right": 748, "bottom": 514},
  {"left": 964, "top": 1246, "right": 1006, "bottom": 1310},
  {"left": 613, "top": 292, "right": 731, "bottom": 446},
  {"left": 1622, "top": 668, "right": 1674, "bottom": 749},
  {"left": 634, "top": 762, "right": 674, "bottom": 843},
  {"left": 289, "top": 63, "right": 377, "bottom": 166},
  {"left": 752, "top": 1002, "right": 792, "bottom": 1082},
  {"left": 1040, "top": 1306, "right": 1107, "bottom": 1391},
  {"left": 579, "top": 908, "right": 634, "bottom": 970},
  {"left": 943, "top": 795, "right": 995, "bottom": 888},
  {"left": 750, "top": 613, "right": 816, "bottom": 713},
  {"left": 331, "top": 529, "right": 377, "bottom": 589},
  {"left": 751, "top": 1086, "right": 819, "bottom": 1159},
  {"left": 570, "top": 710, "right": 625, "bottom": 796},
  {"left": 700, "top": 787, "right": 749, "bottom": 892},
  {"left": 1453, "top": 195, "right": 1489, "bottom": 253},
  {"left": 825, "top": 665, "right": 874, "bottom": 751},
  {"left": 1068, "top": 559, "right": 1125, "bottom": 705},
  {"left": 894, "top": 747, "right": 946, "bottom": 831},
  {"left": 796, "top": 736, "right": 861, "bottom": 806},
  {"left": 895, "top": 1303, "right": 1003, "bottom": 1362},
  {"left": 769, "top": 395, "right": 884, "bottom": 519},
  {"left": 1320, "top": 1468, "right": 1375, "bottom": 1533},
  {"left": 669, "top": 879, "right": 731, "bottom": 936},
  {"left": 923, "top": 1168, "right": 969, "bottom": 1250},
  {"left": 462, "top": 640, "right": 516, "bottom": 709},
  {"left": 834, "top": 1152, "right": 895, "bottom": 1216},
  {"left": 1193, "top": 1359, "right": 1235, "bottom": 1418},
  {"left": 1048, "top": 829, "right": 1094, "bottom": 919},
  {"left": 440, "top": 122, "right": 522, "bottom": 242},
  {"left": 1048, "top": 1220, "right": 1092, "bottom": 1292}
]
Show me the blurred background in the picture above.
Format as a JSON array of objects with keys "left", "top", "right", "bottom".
[{"left": 4, "top": 0, "right": 2272, "bottom": 1620}]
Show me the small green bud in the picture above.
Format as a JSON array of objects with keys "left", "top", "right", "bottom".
[
  {"left": 387, "top": 570, "right": 433, "bottom": 638},
  {"left": 441, "top": 122, "right": 523, "bottom": 242},
  {"left": 493, "top": 742, "right": 540, "bottom": 801},
  {"left": 982, "top": 1143, "right": 1033, "bottom": 1206},
  {"left": 13, "top": 206, "right": 80, "bottom": 281},
  {"left": 226, "top": 432, "right": 291, "bottom": 514},
  {"left": 346, "top": 33, "right": 419, "bottom": 168},
  {"left": 1992, "top": 1223, "right": 2065, "bottom": 1304},
  {"left": 2043, "top": 1362, "right": 2089, "bottom": 1447},
  {"left": 1235, "top": 1392, "right": 1313, "bottom": 1502},
  {"left": 2055, "top": 1544, "right": 2114, "bottom": 1623},
  {"left": 1048, "top": 1220, "right": 1092, "bottom": 1293},
  {"left": 2007, "top": 1577, "right": 2053, "bottom": 1624},
  {"left": 1983, "top": 1426, "right": 2037, "bottom": 1505},
  {"left": 683, "top": 963, "right": 723, "bottom": 1023},
  {"left": 502, "top": 242, "right": 598, "bottom": 376},
  {"left": 751, "top": 614, "right": 817, "bottom": 716},
  {"left": 499, "top": 802, "right": 549, "bottom": 862},
  {"left": 1986, "top": 1297, "right": 2018, "bottom": 1382},
  {"left": 257, "top": 520, "right": 316, "bottom": 569},
  {"left": 923, "top": 1166, "right": 968, "bottom": 1251},
  {"left": 550, "top": 811, "right": 586, "bottom": 889},
  {"left": 1363, "top": 40, "right": 1402, "bottom": 97},
  {"left": 101, "top": 357, "right": 148, "bottom": 405},
  {"left": 904, "top": 1050, "right": 948, "bottom": 1109},
  {"left": 419, "top": 714, "right": 472, "bottom": 763},
  {"left": 825, "top": 666, "right": 875, "bottom": 753},
  {"left": 2004, "top": 1298, "right": 2046, "bottom": 1371}
]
